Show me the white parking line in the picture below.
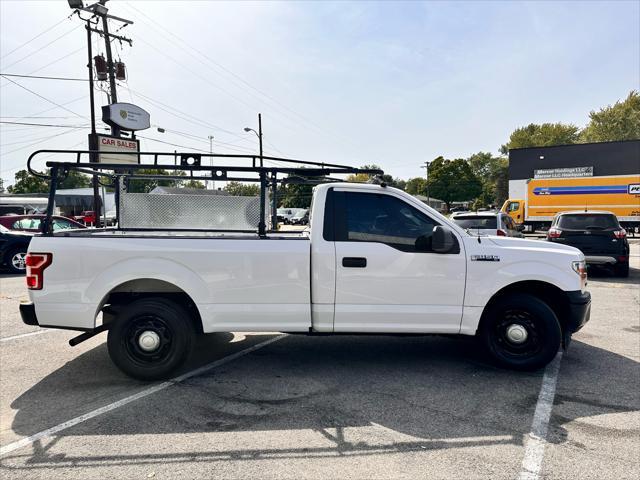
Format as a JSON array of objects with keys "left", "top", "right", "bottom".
[
  {"left": 0, "top": 334, "right": 286, "bottom": 457},
  {"left": 518, "top": 352, "right": 563, "bottom": 480},
  {"left": 0, "top": 329, "right": 53, "bottom": 342}
]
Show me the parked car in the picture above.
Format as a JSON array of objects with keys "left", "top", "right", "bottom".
[
  {"left": 451, "top": 212, "right": 523, "bottom": 237},
  {"left": 547, "top": 210, "right": 630, "bottom": 277},
  {"left": 74, "top": 210, "right": 97, "bottom": 226},
  {"left": 0, "top": 214, "right": 86, "bottom": 233},
  {"left": 0, "top": 225, "right": 32, "bottom": 274},
  {"left": 289, "top": 209, "right": 309, "bottom": 225},
  {"left": 276, "top": 208, "right": 296, "bottom": 224}
]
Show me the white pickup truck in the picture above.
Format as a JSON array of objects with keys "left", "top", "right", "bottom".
[{"left": 21, "top": 183, "right": 591, "bottom": 379}]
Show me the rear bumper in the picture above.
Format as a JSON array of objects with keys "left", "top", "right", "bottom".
[
  {"left": 585, "top": 255, "right": 618, "bottom": 265},
  {"left": 565, "top": 290, "right": 591, "bottom": 333},
  {"left": 19, "top": 302, "right": 39, "bottom": 326}
]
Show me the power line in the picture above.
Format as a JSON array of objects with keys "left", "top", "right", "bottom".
[
  {"left": 0, "top": 15, "right": 72, "bottom": 60},
  {"left": 124, "top": 2, "right": 329, "bottom": 137},
  {"left": 0, "top": 73, "right": 87, "bottom": 82},
  {"left": 0, "top": 75, "right": 85, "bottom": 119},
  {"left": 1, "top": 127, "right": 80, "bottom": 157},
  {"left": 0, "top": 121, "right": 88, "bottom": 128},
  {"left": 2, "top": 24, "right": 81, "bottom": 71}
]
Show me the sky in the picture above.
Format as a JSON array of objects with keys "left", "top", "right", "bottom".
[{"left": 1, "top": 0, "right": 639, "bottom": 188}]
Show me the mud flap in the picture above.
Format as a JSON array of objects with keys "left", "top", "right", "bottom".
[{"left": 562, "top": 329, "right": 572, "bottom": 351}]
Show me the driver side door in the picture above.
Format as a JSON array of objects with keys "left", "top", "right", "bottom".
[{"left": 332, "top": 190, "right": 466, "bottom": 333}]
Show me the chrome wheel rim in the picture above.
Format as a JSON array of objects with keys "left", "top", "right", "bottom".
[{"left": 11, "top": 252, "right": 26, "bottom": 271}]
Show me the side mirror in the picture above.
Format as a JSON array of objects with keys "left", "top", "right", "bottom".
[{"left": 432, "top": 225, "right": 457, "bottom": 253}]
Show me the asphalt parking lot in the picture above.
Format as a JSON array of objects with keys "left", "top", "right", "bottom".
[{"left": 0, "top": 243, "right": 638, "bottom": 479}]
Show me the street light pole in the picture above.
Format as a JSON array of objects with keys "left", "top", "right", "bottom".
[
  {"left": 208, "top": 135, "right": 214, "bottom": 190},
  {"left": 258, "top": 113, "right": 263, "bottom": 166}
]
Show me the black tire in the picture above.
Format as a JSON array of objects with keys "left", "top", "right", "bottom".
[
  {"left": 479, "top": 293, "right": 561, "bottom": 371},
  {"left": 107, "top": 298, "right": 196, "bottom": 380},
  {"left": 5, "top": 246, "right": 28, "bottom": 274},
  {"left": 614, "top": 262, "right": 629, "bottom": 277}
]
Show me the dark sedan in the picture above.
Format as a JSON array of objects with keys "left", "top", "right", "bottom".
[
  {"left": 0, "top": 225, "right": 32, "bottom": 274},
  {"left": 547, "top": 210, "right": 630, "bottom": 277}
]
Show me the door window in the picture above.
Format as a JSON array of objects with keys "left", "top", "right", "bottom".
[
  {"left": 507, "top": 202, "right": 520, "bottom": 212},
  {"left": 52, "top": 219, "right": 76, "bottom": 231},
  {"left": 12, "top": 218, "right": 40, "bottom": 230},
  {"left": 338, "top": 192, "right": 438, "bottom": 252}
]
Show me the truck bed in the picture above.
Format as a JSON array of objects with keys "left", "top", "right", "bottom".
[{"left": 28, "top": 231, "right": 312, "bottom": 332}]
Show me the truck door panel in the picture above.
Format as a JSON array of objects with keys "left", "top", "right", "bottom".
[{"left": 332, "top": 191, "right": 465, "bottom": 333}]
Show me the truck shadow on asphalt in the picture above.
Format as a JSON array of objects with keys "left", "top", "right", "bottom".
[{"left": 5, "top": 331, "right": 639, "bottom": 471}]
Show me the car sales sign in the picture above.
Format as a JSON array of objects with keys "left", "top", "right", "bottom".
[
  {"left": 97, "top": 135, "right": 140, "bottom": 164},
  {"left": 102, "top": 103, "right": 150, "bottom": 131}
]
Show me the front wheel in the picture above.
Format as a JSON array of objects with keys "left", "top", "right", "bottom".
[
  {"left": 479, "top": 293, "right": 561, "bottom": 370},
  {"left": 107, "top": 298, "right": 195, "bottom": 380}
]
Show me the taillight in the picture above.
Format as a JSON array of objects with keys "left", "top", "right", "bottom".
[
  {"left": 26, "top": 253, "right": 52, "bottom": 290},
  {"left": 613, "top": 229, "right": 626, "bottom": 239},
  {"left": 496, "top": 229, "right": 507, "bottom": 236},
  {"left": 547, "top": 227, "right": 561, "bottom": 239}
]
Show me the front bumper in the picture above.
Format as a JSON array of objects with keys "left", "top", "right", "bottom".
[
  {"left": 565, "top": 290, "right": 591, "bottom": 333},
  {"left": 20, "top": 302, "right": 39, "bottom": 326}
]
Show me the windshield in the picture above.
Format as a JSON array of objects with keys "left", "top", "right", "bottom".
[
  {"left": 452, "top": 216, "right": 497, "bottom": 229},
  {"left": 558, "top": 214, "right": 619, "bottom": 230}
]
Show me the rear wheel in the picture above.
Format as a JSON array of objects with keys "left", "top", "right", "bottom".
[
  {"left": 614, "top": 262, "right": 629, "bottom": 278},
  {"left": 479, "top": 293, "right": 561, "bottom": 370},
  {"left": 6, "top": 247, "right": 27, "bottom": 274},
  {"left": 107, "top": 298, "right": 195, "bottom": 380}
]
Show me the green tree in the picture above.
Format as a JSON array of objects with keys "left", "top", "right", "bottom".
[
  {"left": 404, "top": 177, "right": 427, "bottom": 196},
  {"left": 427, "top": 157, "right": 482, "bottom": 212},
  {"left": 279, "top": 182, "right": 313, "bottom": 208},
  {"left": 580, "top": 91, "right": 640, "bottom": 142},
  {"left": 467, "top": 152, "right": 509, "bottom": 208},
  {"left": 345, "top": 164, "right": 404, "bottom": 188},
  {"left": 7, "top": 169, "right": 49, "bottom": 194},
  {"left": 182, "top": 179, "right": 206, "bottom": 189},
  {"left": 0, "top": 178, "right": 5, "bottom": 194},
  {"left": 500, "top": 123, "right": 580, "bottom": 154},
  {"left": 223, "top": 181, "right": 260, "bottom": 196},
  {"left": 127, "top": 169, "right": 182, "bottom": 193},
  {"left": 59, "top": 170, "right": 91, "bottom": 189}
]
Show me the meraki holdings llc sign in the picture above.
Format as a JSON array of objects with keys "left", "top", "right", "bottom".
[{"left": 102, "top": 102, "right": 150, "bottom": 131}]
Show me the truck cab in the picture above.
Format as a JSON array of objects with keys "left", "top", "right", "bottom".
[{"left": 501, "top": 199, "right": 525, "bottom": 226}]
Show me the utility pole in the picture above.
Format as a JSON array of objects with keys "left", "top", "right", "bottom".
[
  {"left": 421, "top": 160, "right": 432, "bottom": 207},
  {"left": 85, "top": 20, "right": 100, "bottom": 226},
  {"left": 70, "top": 0, "right": 133, "bottom": 227},
  {"left": 101, "top": 13, "right": 118, "bottom": 135}
]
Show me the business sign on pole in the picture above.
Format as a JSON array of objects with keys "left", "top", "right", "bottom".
[
  {"left": 96, "top": 134, "right": 140, "bottom": 164},
  {"left": 102, "top": 103, "right": 150, "bottom": 131},
  {"left": 534, "top": 166, "right": 593, "bottom": 179}
]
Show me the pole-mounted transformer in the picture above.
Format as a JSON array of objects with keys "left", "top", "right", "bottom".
[
  {"left": 94, "top": 55, "right": 108, "bottom": 81},
  {"left": 115, "top": 61, "right": 126, "bottom": 81}
]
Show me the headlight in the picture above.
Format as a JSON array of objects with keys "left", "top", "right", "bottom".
[{"left": 572, "top": 260, "right": 587, "bottom": 280}]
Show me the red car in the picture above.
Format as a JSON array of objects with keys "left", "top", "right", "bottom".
[{"left": 0, "top": 214, "right": 86, "bottom": 233}]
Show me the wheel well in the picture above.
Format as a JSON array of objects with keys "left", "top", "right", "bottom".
[
  {"left": 98, "top": 279, "right": 204, "bottom": 334},
  {"left": 479, "top": 281, "right": 571, "bottom": 333}
]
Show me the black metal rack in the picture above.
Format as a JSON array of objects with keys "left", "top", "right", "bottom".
[{"left": 27, "top": 149, "right": 383, "bottom": 237}]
